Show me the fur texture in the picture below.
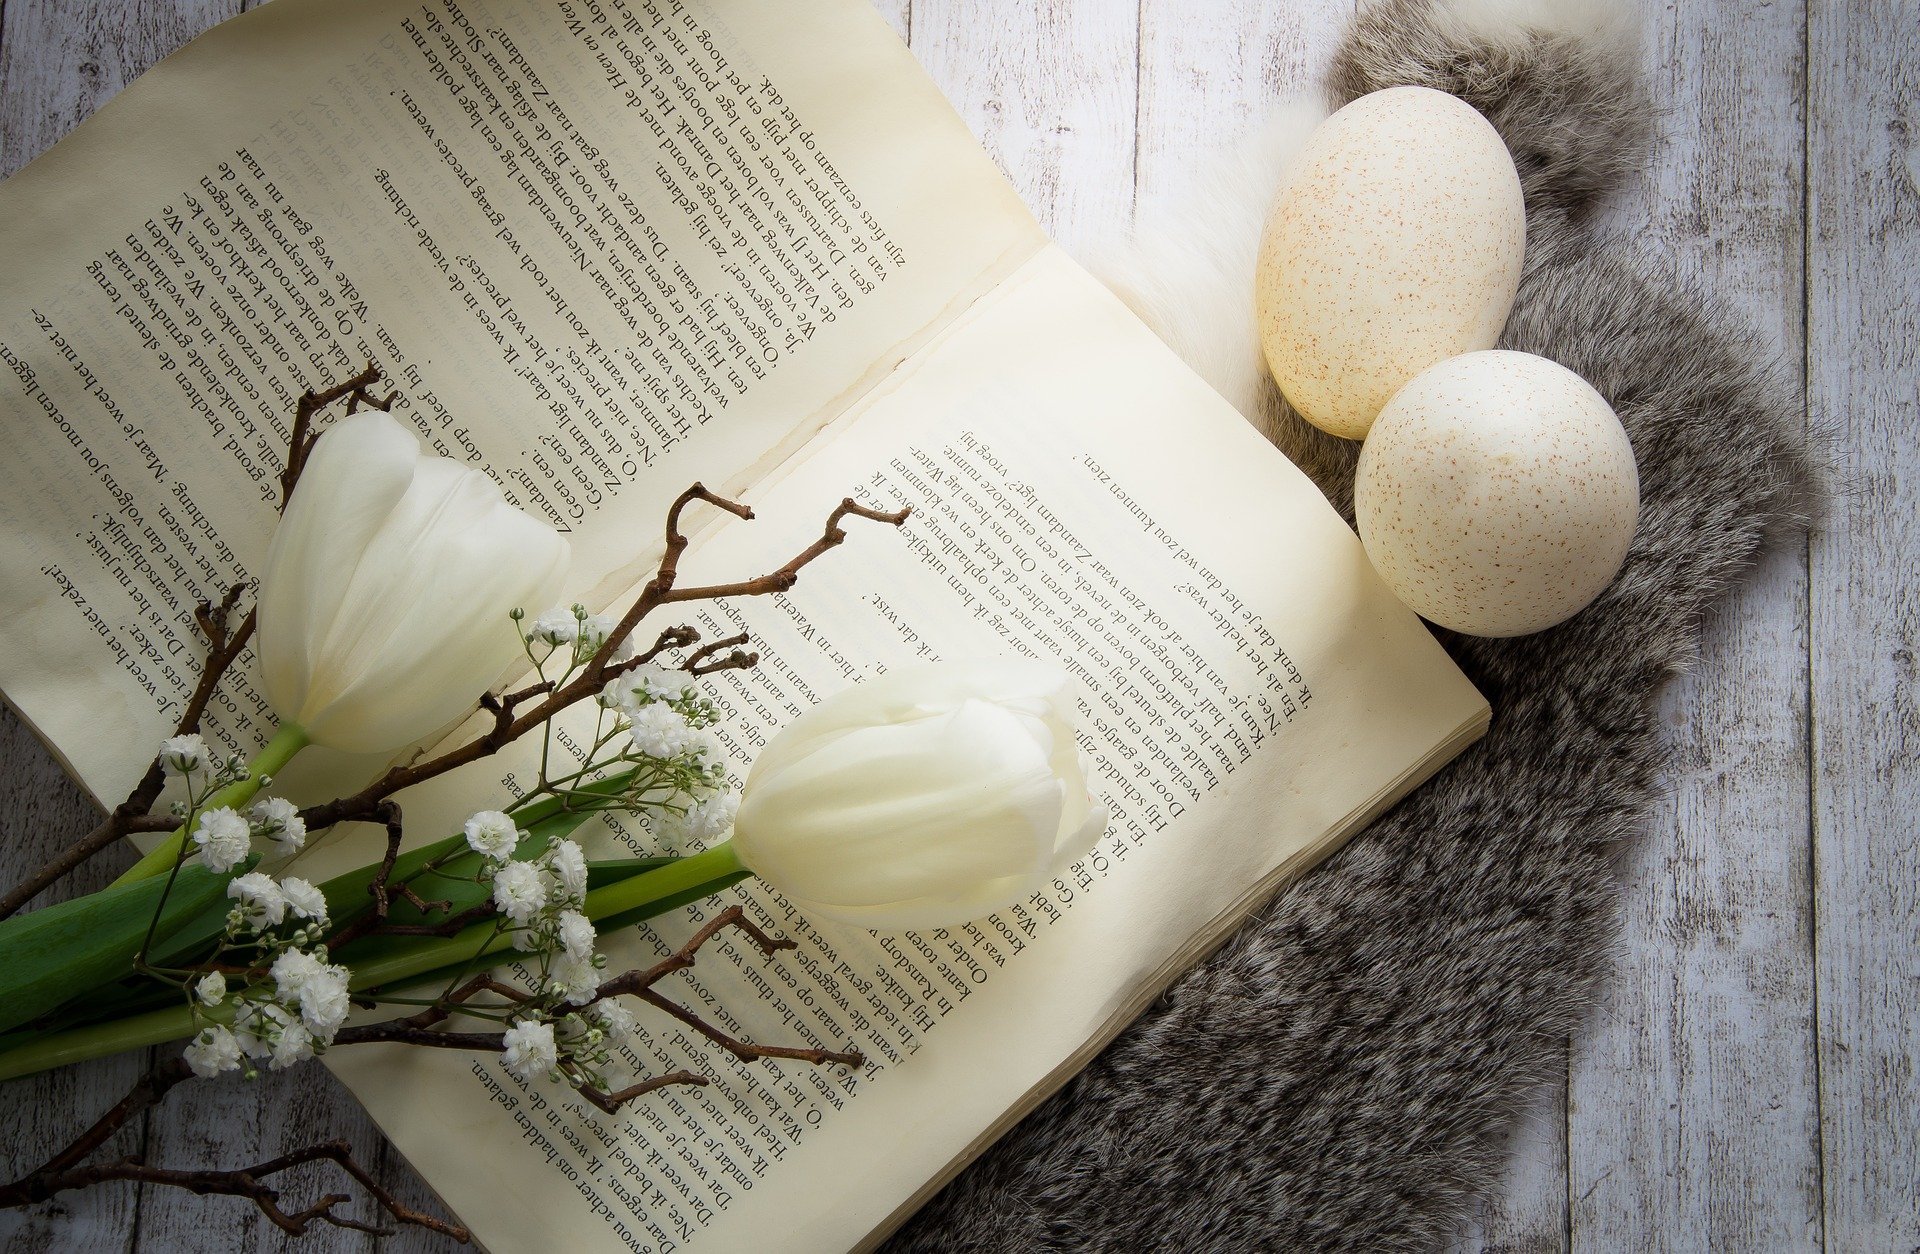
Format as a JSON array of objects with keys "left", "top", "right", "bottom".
[{"left": 882, "top": 1, "right": 1817, "bottom": 1250}]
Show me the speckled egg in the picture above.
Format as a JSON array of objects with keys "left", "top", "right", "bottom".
[
  {"left": 1256, "top": 86, "right": 1525, "bottom": 441},
  {"left": 1354, "top": 351, "right": 1639, "bottom": 638}
]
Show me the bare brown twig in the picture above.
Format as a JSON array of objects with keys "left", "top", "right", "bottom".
[
  {"left": 0, "top": 589, "right": 255, "bottom": 921},
  {"left": 2, "top": 371, "right": 883, "bottom": 1241},
  {"left": 0, "top": 370, "right": 395, "bottom": 921},
  {"left": 0, "top": 1057, "right": 468, "bottom": 1241},
  {"left": 296, "top": 485, "right": 907, "bottom": 834}
]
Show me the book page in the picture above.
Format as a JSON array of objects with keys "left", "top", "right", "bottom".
[
  {"left": 324, "top": 247, "right": 1487, "bottom": 1252},
  {"left": 0, "top": 0, "right": 1039, "bottom": 801}
]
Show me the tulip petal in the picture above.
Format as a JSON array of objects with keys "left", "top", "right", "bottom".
[
  {"left": 735, "top": 700, "right": 1064, "bottom": 910},
  {"left": 255, "top": 412, "right": 569, "bottom": 753},
  {"left": 256, "top": 413, "right": 418, "bottom": 728},
  {"left": 780, "top": 869, "right": 1042, "bottom": 932},
  {"left": 301, "top": 477, "right": 567, "bottom": 749},
  {"left": 757, "top": 658, "right": 1071, "bottom": 763}
]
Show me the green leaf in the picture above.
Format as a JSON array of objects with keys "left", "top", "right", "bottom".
[
  {"left": 363, "top": 860, "right": 750, "bottom": 998},
  {"left": 0, "top": 862, "right": 244, "bottom": 1035},
  {"left": 149, "top": 774, "right": 640, "bottom": 971}
]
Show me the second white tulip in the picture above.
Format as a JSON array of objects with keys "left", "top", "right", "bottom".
[{"left": 731, "top": 659, "right": 1108, "bottom": 931}]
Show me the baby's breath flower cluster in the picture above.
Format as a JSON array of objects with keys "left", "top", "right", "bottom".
[
  {"left": 179, "top": 868, "right": 345, "bottom": 1080},
  {"left": 158, "top": 734, "right": 309, "bottom": 875},
  {"left": 522, "top": 603, "right": 632, "bottom": 669},
  {"left": 516, "top": 609, "right": 740, "bottom": 852},
  {"left": 156, "top": 612, "right": 747, "bottom": 1096},
  {"left": 595, "top": 663, "right": 737, "bottom": 844},
  {"left": 455, "top": 814, "right": 637, "bottom": 1087}
]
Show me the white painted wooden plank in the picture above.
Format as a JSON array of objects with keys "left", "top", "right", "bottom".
[
  {"left": 0, "top": 1, "right": 247, "bottom": 1248},
  {"left": 0, "top": 0, "right": 235, "bottom": 178},
  {"left": 1453, "top": 1072, "right": 1571, "bottom": 1253},
  {"left": 0, "top": 715, "right": 143, "bottom": 1252},
  {"left": 1566, "top": 0, "right": 1821, "bottom": 1247},
  {"left": 1134, "top": 0, "right": 1349, "bottom": 200},
  {"left": 136, "top": 1066, "right": 385, "bottom": 1253},
  {"left": 871, "top": 0, "right": 910, "bottom": 43},
  {"left": 1808, "top": 0, "right": 1920, "bottom": 1246},
  {"left": 904, "top": 0, "right": 1138, "bottom": 256}
]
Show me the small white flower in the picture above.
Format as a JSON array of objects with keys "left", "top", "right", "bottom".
[
  {"left": 577, "top": 612, "right": 621, "bottom": 654},
  {"left": 528, "top": 608, "right": 579, "bottom": 647},
  {"left": 184, "top": 1025, "right": 244, "bottom": 1078},
  {"left": 545, "top": 839, "right": 589, "bottom": 903},
  {"left": 193, "top": 807, "right": 253, "bottom": 873},
  {"left": 626, "top": 703, "right": 697, "bottom": 760},
  {"left": 159, "top": 734, "right": 212, "bottom": 778},
  {"left": 231, "top": 1001, "right": 290, "bottom": 1058},
  {"left": 556, "top": 910, "right": 596, "bottom": 964},
  {"left": 492, "top": 860, "right": 548, "bottom": 925},
  {"left": 248, "top": 796, "right": 306, "bottom": 851},
  {"left": 673, "top": 790, "right": 739, "bottom": 846},
  {"left": 302, "top": 981, "right": 351, "bottom": 1037},
  {"left": 272, "top": 949, "right": 350, "bottom": 1036},
  {"left": 501, "top": 1018, "right": 558, "bottom": 1083},
  {"left": 551, "top": 954, "right": 601, "bottom": 1006},
  {"left": 589, "top": 999, "right": 637, "bottom": 1046},
  {"left": 463, "top": 810, "right": 521, "bottom": 862},
  {"left": 599, "top": 664, "right": 692, "bottom": 715},
  {"left": 227, "top": 871, "right": 288, "bottom": 928},
  {"left": 269, "top": 1020, "right": 316, "bottom": 1069},
  {"left": 194, "top": 971, "right": 228, "bottom": 1007},
  {"left": 271, "top": 948, "right": 327, "bottom": 996},
  {"left": 279, "top": 877, "right": 328, "bottom": 924}
]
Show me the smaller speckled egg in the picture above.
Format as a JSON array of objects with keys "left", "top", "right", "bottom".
[{"left": 1355, "top": 351, "right": 1639, "bottom": 638}]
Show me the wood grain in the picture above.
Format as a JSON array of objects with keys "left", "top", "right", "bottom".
[
  {"left": 1563, "top": 0, "right": 1824, "bottom": 1248},
  {"left": 1453, "top": 1074, "right": 1570, "bottom": 1253},
  {"left": 905, "top": 0, "right": 1138, "bottom": 255},
  {"left": 1134, "top": 0, "right": 1349, "bottom": 200},
  {"left": 0, "top": 0, "right": 242, "bottom": 1246},
  {"left": 1808, "top": 0, "right": 1920, "bottom": 1246},
  {"left": 0, "top": 709, "right": 142, "bottom": 1253}
]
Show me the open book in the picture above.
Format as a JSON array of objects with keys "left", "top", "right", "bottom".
[{"left": 0, "top": 0, "right": 1487, "bottom": 1248}]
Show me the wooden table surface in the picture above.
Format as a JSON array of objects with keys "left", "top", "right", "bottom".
[{"left": 1, "top": 0, "right": 1912, "bottom": 1249}]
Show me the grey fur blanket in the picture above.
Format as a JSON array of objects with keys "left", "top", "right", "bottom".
[{"left": 886, "top": 1, "right": 1818, "bottom": 1249}]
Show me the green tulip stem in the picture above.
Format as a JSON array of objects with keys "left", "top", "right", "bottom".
[
  {"left": 0, "top": 841, "right": 748, "bottom": 1083},
  {"left": 111, "top": 723, "right": 311, "bottom": 887},
  {"left": 344, "top": 840, "right": 746, "bottom": 989}
]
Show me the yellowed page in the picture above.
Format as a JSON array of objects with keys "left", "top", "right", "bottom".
[
  {"left": 0, "top": 0, "right": 1039, "bottom": 801},
  {"left": 325, "top": 248, "right": 1487, "bottom": 1252}
]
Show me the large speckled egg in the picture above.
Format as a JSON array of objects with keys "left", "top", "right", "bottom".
[
  {"left": 1257, "top": 86, "right": 1525, "bottom": 441},
  {"left": 1355, "top": 351, "right": 1639, "bottom": 638}
]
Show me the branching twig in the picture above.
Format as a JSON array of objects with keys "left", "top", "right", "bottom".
[
  {"left": 0, "top": 1057, "right": 468, "bottom": 1240},
  {"left": 683, "top": 631, "right": 759, "bottom": 676},
  {"left": 0, "top": 598, "right": 254, "bottom": 921},
  {"left": 296, "top": 488, "right": 908, "bottom": 834},
  {"left": 322, "top": 804, "right": 489, "bottom": 950},
  {"left": 280, "top": 363, "right": 397, "bottom": 512},
  {"left": 0, "top": 369, "right": 394, "bottom": 920},
  {"left": 596, "top": 906, "right": 865, "bottom": 1071}
]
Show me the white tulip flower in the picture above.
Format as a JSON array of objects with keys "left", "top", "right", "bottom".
[
  {"left": 256, "top": 411, "right": 569, "bottom": 755},
  {"left": 731, "top": 660, "right": 1108, "bottom": 931}
]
